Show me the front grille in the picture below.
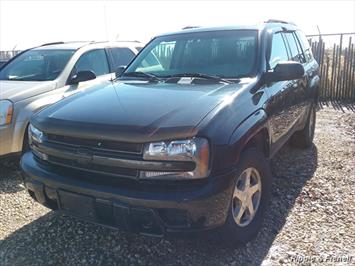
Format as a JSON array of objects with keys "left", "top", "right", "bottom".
[
  {"left": 46, "top": 134, "right": 143, "bottom": 154},
  {"left": 34, "top": 134, "right": 144, "bottom": 179},
  {"left": 47, "top": 155, "right": 139, "bottom": 178},
  {"left": 32, "top": 133, "right": 196, "bottom": 188}
]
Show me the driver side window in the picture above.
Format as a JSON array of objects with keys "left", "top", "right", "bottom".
[
  {"left": 74, "top": 49, "right": 109, "bottom": 77},
  {"left": 269, "top": 33, "right": 289, "bottom": 69}
]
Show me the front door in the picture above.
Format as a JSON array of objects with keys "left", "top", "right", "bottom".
[
  {"left": 264, "top": 32, "right": 296, "bottom": 153},
  {"left": 63, "top": 49, "right": 113, "bottom": 97}
]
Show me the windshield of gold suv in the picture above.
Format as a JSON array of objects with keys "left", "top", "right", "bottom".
[{"left": 0, "top": 49, "right": 75, "bottom": 81}]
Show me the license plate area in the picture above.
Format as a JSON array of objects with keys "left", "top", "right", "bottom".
[{"left": 58, "top": 190, "right": 95, "bottom": 218}]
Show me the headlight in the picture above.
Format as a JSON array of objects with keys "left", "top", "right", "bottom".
[
  {"left": 0, "top": 100, "right": 13, "bottom": 125},
  {"left": 141, "top": 138, "right": 210, "bottom": 179},
  {"left": 28, "top": 124, "right": 45, "bottom": 145}
]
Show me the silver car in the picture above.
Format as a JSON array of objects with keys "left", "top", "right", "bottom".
[{"left": 0, "top": 41, "right": 141, "bottom": 158}]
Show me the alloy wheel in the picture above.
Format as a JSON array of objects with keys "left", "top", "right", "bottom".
[{"left": 232, "top": 167, "right": 262, "bottom": 227}]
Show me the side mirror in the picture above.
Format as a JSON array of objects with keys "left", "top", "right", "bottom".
[
  {"left": 69, "top": 70, "right": 96, "bottom": 85},
  {"left": 264, "top": 61, "right": 304, "bottom": 83},
  {"left": 115, "top": 66, "right": 126, "bottom": 78}
]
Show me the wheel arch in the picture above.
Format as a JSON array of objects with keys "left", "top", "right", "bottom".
[
  {"left": 228, "top": 109, "right": 271, "bottom": 164},
  {"left": 243, "top": 128, "right": 270, "bottom": 158}
]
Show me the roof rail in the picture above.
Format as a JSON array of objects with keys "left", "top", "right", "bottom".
[
  {"left": 41, "top": 41, "right": 65, "bottom": 46},
  {"left": 114, "top": 40, "right": 141, "bottom": 43},
  {"left": 88, "top": 40, "right": 107, "bottom": 44},
  {"left": 265, "top": 19, "right": 296, "bottom": 26},
  {"left": 182, "top": 26, "right": 200, "bottom": 30},
  {"left": 87, "top": 40, "right": 141, "bottom": 44}
]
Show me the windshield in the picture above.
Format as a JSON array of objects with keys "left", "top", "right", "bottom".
[
  {"left": 126, "top": 30, "right": 258, "bottom": 79},
  {"left": 0, "top": 49, "right": 75, "bottom": 81}
]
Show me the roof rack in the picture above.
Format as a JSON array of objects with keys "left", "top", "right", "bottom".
[
  {"left": 41, "top": 42, "right": 65, "bottom": 46},
  {"left": 88, "top": 40, "right": 141, "bottom": 44},
  {"left": 88, "top": 40, "right": 108, "bottom": 44},
  {"left": 265, "top": 19, "right": 296, "bottom": 26},
  {"left": 114, "top": 40, "right": 141, "bottom": 43},
  {"left": 182, "top": 26, "right": 200, "bottom": 30}
]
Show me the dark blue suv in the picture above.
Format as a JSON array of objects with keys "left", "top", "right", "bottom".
[{"left": 21, "top": 20, "right": 319, "bottom": 245}]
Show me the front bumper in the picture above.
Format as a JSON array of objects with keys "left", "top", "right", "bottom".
[{"left": 21, "top": 152, "right": 235, "bottom": 236}]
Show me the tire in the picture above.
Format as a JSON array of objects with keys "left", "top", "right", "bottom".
[
  {"left": 291, "top": 104, "right": 316, "bottom": 148},
  {"left": 218, "top": 148, "right": 272, "bottom": 246}
]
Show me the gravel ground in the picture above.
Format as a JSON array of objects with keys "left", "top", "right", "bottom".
[{"left": 0, "top": 104, "right": 354, "bottom": 266}]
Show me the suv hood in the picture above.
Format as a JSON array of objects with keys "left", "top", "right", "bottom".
[
  {"left": 34, "top": 81, "right": 244, "bottom": 143},
  {"left": 0, "top": 80, "right": 56, "bottom": 102}
]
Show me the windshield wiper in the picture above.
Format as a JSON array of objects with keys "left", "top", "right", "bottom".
[
  {"left": 164, "top": 73, "right": 234, "bottom": 84},
  {"left": 118, "top": 71, "right": 162, "bottom": 82}
]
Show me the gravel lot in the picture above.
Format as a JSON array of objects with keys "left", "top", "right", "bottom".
[{"left": 0, "top": 104, "right": 354, "bottom": 266}]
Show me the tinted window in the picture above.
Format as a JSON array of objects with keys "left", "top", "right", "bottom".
[
  {"left": 269, "top": 33, "right": 289, "bottom": 69},
  {"left": 74, "top": 49, "right": 109, "bottom": 76},
  {"left": 284, "top": 32, "right": 305, "bottom": 63},
  {"left": 138, "top": 41, "right": 175, "bottom": 71},
  {"left": 109, "top": 48, "right": 136, "bottom": 69},
  {"left": 0, "top": 49, "right": 75, "bottom": 81},
  {"left": 292, "top": 33, "right": 306, "bottom": 63},
  {"left": 296, "top": 31, "right": 313, "bottom": 62},
  {"left": 127, "top": 30, "right": 258, "bottom": 78}
]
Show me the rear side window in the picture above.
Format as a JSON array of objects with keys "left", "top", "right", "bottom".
[
  {"left": 74, "top": 49, "right": 109, "bottom": 76},
  {"left": 269, "top": 33, "right": 289, "bottom": 69},
  {"left": 283, "top": 32, "right": 306, "bottom": 63},
  {"left": 296, "top": 31, "right": 314, "bottom": 62},
  {"left": 109, "top": 48, "right": 136, "bottom": 69}
]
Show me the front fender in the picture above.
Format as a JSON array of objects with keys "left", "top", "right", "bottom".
[
  {"left": 11, "top": 92, "right": 66, "bottom": 152},
  {"left": 15, "top": 94, "right": 63, "bottom": 122},
  {"left": 228, "top": 109, "right": 269, "bottom": 163}
]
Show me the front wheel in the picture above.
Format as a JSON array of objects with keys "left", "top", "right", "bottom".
[{"left": 219, "top": 148, "right": 272, "bottom": 245}]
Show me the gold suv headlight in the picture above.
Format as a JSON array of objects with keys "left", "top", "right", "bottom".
[{"left": 141, "top": 138, "right": 210, "bottom": 179}]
